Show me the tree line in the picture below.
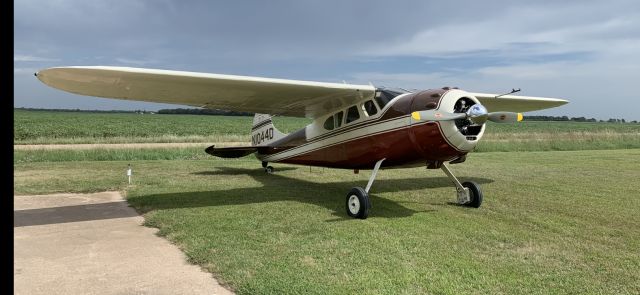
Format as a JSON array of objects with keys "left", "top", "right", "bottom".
[
  {"left": 523, "top": 115, "right": 637, "bottom": 123},
  {"left": 15, "top": 107, "right": 152, "bottom": 114}
]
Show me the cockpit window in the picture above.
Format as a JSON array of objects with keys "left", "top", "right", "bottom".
[
  {"left": 374, "top": 87, "right": 409, "bottom": 109},
  {"left": 346, "top": 106, "right": 360, "bottom": 124},
  {"left": 361, "top": 100, "right": 378, "bottom": 116}
]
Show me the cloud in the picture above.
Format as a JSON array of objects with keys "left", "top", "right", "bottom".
[
  {"left": 115, "top": 58, "right": 157, "bottom": 65},
  {"left": 13, "top": 0, "right": 640, "bottom": 119},
  {"left": 14, "top": 55, "right": 59, "bottom": 62},
  {"left": 14, "top": 67, "right": 38, "bottom": 74},
  {"left": 361, "top": 3, "right": 640, "bottom": 60}
]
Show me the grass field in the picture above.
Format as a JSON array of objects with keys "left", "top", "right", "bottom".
[
  {"left": 13, "top": 109, "right": 640, "bottom": 293},
  {"left": 14, "top": 149, "right": 640, "bottom": 294},
  {"left": 14, "top": 110, "right": 640, "bottom": 153}
]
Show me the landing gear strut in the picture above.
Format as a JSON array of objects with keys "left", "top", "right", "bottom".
[
  {"left": 440, "top": 163, "right": 483, "bottom": 207},
  {"left": 345, "top": 158, "right": 385, "bottom": 219},
  {"left": 262, "top": 161, "right": 274, "bottom": 174}
]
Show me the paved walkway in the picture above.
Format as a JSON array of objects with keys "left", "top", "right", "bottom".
[{"left": 14, "top": 191, "right": 234, "bottom": 295}]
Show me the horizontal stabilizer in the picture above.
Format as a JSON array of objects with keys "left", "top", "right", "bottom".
[{"left": 205, "top": 145, "right": 257, "bottom": 158}]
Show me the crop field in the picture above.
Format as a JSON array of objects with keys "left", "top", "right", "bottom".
[
  {"left": 14, "top": 110, "right": 640, "bottom": 153},
  {"left": 14, "top": 109, "right": 311, "bottom": 144},
  {"left": 13, "top": 110, "right": 640, "bottom": 294}
]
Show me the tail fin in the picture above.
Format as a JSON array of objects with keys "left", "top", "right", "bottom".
[{"left": 251, "top": 114, "right": 286, "bottom": 146}]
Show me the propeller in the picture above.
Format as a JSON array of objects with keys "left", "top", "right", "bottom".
[{"left": 411, "top": 104, "right": 523, "bottom": 124}]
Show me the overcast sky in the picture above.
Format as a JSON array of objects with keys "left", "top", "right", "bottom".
[{"left": 14, "top": 0, "right": 640, "bottom": 120}]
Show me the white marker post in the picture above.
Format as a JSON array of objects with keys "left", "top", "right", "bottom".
[{"left": 127, "top": 164, "right": 132, "bottom": 184}]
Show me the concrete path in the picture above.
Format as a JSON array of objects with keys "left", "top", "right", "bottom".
[{"left": 14, "top": 191, "right": 234, "bottom": 295}]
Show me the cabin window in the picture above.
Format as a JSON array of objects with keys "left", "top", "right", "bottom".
[
  {"left": 335, "top": 111, "right": 344, "bottom": 128},
  {"left": 361, "top": 100, "right": 378, "bottom": 116},
  {"left": 323, "top": 116, "right": 334, "bottom": 130},
  {"left": 346, "top": 106, "right": 360, "bottom": 124},
  {"left": 324, "top": 111, "right": 344, "bottom": 131}
]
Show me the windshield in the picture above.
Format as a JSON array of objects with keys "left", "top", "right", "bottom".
[{"left": 374, "top": 87, "right": 412, "bottom": 108}]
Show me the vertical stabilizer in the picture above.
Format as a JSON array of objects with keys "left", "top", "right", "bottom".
[{"left": 251, "top": 114, "right": 286, "bottom": 146}]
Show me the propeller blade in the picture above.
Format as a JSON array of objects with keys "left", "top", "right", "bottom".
[
  {"left": 487, "top": 112, "right": 523, "bottom": 123},
  {"left": 411, "top": 110, "right": 467, "bottom": 121}
]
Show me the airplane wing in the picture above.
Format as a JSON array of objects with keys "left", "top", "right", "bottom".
[
  {"left": 36, "top": 66, "right": 375, "bottom": 119},
  {"left": 470, "top": 93, "right": 568, "bottom": 112}
]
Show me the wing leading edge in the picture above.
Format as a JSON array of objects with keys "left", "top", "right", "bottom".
[
  {"left": 36, "top": 66, "right": 568, "bottom": 117},
  {"left": 36, "top": 66, "right": 375, "bottom": 119},
  {"left": 470, "top": 92, "right": 568, "bottom": 113}
]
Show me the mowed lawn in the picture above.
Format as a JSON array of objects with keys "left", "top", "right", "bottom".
[{"left": 14, "top": 149, "right": 640, "bottom": 294}]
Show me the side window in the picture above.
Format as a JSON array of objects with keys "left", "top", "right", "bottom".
[
  {"left": 361, "top": 100, "right": 378, "bottom": 116},
  {"left": 346, "top": 106, "right": 360, "bottom": 124},
  {"left": 335, "top": 111, "right": 344, "bottom": 128},
  {"left": 323, "top": 115, "right": 334, "bottom": 130}
]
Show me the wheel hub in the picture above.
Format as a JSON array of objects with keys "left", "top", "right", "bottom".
[{"left": 348, "top": 195, "right": 360, "bottom": 215}]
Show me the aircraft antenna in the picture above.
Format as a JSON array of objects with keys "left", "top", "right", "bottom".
[{"left": 495, "top": 88, "right": 521, "bottom": 98}]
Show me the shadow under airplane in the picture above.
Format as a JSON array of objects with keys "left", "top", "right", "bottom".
[{"left": 128, "top": 167, "right": 494, "bottom": 221}]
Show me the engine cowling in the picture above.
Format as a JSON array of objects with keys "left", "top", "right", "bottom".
[
  {"left": 409, "top": 89, "right": 486, "bottom": 153},
  {"left": 437, "top": 89, "right": 486, "bottom": 151}
]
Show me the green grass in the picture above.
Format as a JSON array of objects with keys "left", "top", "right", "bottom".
[
  {"left": 14, "top": 110, "right": 640, "bottom": 152},
  {"left": 14, "top": 109, "right": 310, "bottom": 144},
  {"left": 14, "top": 129, "right": 640, "bottom": 164},
  {"left": 477, "top": 121, "right": 640, "bottom": 151},
  {"left": 14, "top": 147, "right": 211, "bottom": 163},
  {"left": 14, "top": 149, "right": 640, "bottom": 294}
]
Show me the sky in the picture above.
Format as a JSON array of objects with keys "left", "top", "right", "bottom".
[{"left": 14, "top": 0, "right": 640, "bottom": 120}]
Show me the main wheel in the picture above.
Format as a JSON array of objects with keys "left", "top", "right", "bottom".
[
  {"left": 265, "top": 166, "right": 274, "bottom": 174},
  {"left": 462, "top": 181, "right": 483, "bottom": 208},
  {"left": 346, "top": 187, "right": 370, "bottom": 219}
]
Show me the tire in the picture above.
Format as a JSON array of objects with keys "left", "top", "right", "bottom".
[
  {"left": 345, "top": 187, "right": 370, "bottom": 219},
  {"left": 462, "top": 181, "right": 483, "bottom": 208},
  {"left": 265, "top": 166, "right": 274, "bottom": 174}
]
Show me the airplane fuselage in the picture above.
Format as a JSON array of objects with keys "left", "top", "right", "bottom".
[{"left": 256, "top": 88, "right": 484, "bottom": 170}]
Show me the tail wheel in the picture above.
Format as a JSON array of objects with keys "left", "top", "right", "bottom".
[
  {"left": 346, "top": 187, "right": 370, "bottom": 219},
  {"left": 265, "top": 166, "right": 274, "bottom": 174},
  {"left": 462, "top": 181, "right": 483, "bottom": 208}
]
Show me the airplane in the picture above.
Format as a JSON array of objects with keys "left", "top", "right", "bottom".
[{"left": 35, "top": 66, "right": 568, "bottom": 219}]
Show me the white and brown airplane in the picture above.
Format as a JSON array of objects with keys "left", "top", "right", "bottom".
[{"left": 36, "top": 66, "right": 568, "bottom": 219}]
